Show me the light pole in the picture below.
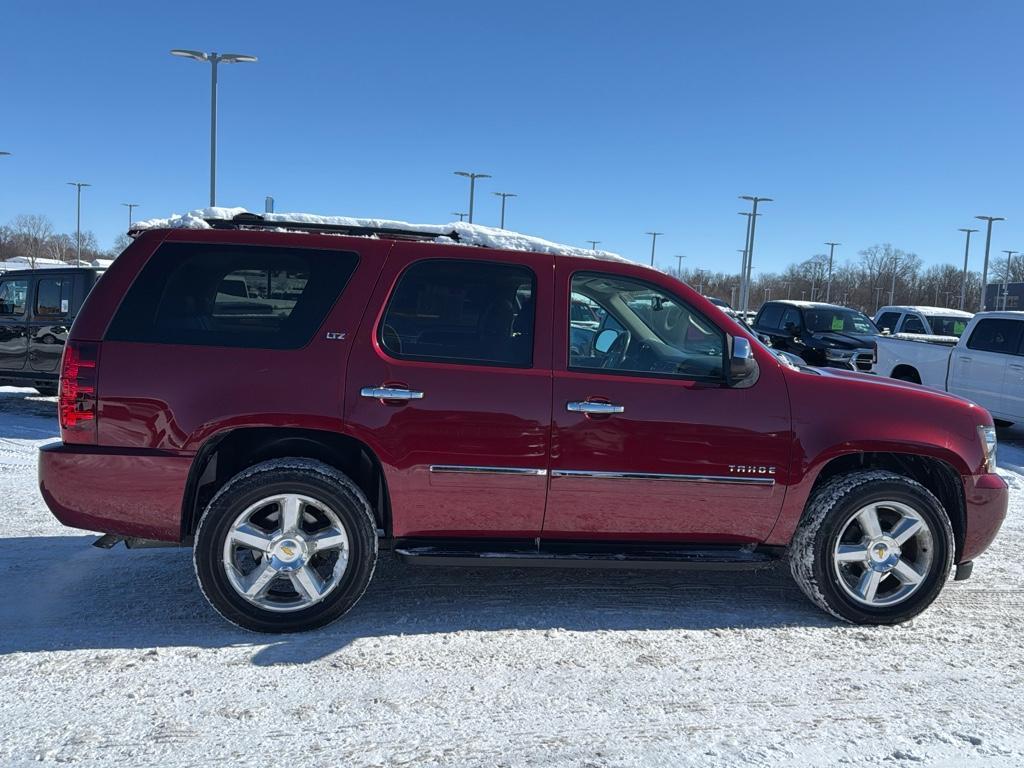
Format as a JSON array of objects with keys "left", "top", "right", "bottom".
[
  {"left": 587, "top": 240, "right": 601, "bottom": 251},
  {"left": 454, "top": 171, "right": 490, "bottom": 223},
  {"left": 67, "top": 182, "right": 91, "bottom": 267},
  {"left": 739, "top": 196, "right": 772, "bottom": 313},
  {"left": 170, "top": 49, "right": 257, "bottom": 207},
  {"left": 122, "top": 203, "right": 139, "bottom": 230},
  {"left": 825, "top": 242, "right": 840, "bottom": 302},
  {"left": 975, "top": 215, "right": 1005, "bottom": 311},
  {"left": 696, "top": 269, "right": 706, "bottom": 294},
  {"left": 645, "top": 232, "right": 663, "bottom": 267},
  {"left": 784, "top": 281, "right": 792, "bottom": 299},
  {"left": 452, "top": 212, "right": 468, "bottom": 222},
  {"left": 958, "top": 227, "right": 978, "bottom": 310},
  {"left": 493, "top": 192, "right": 516, "bottom": 229},
  {"left": 674, "top": 254, "right": 686, "bottom": 276},
  {"left": 1002, "top": 250, "right": 1018, "bottom": 310},
  {"left": 889, "top": 251, "right": 901, "bottom": 305},
  {"left": 875, "top": 286, "right": 884, "bottom": 313}
]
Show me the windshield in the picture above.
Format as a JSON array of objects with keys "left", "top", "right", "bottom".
[
  {"left": 804, "top": 308, "right": 877, "bottom": 334},
  {"left": 927, "top": 315, "right": 970, "bottom": 337}
]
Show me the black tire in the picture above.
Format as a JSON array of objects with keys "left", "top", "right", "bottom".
[
  {"left": 892, "top": 368, "right": 921, "bottom": 384},
  {"left": 789, "top": 470, "right": 954, "bottom": 625},
  {"left": 193, "top": 459, "right": 378, "bottom": 633}
]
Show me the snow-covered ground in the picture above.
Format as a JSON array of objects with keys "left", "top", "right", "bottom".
[{"left": 1, "top": 384, "right": 1023, "bottom": 767}]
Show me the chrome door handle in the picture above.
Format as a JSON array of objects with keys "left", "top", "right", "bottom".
[
  {"left": 567, "top": 401, "right": 625, "bottom": 415},
  {"left": 1010, "top": 364, "right": 1024, "bottom": 371},
  {"left": 360, "top": 386, "right": 424, "bottom": 400}
]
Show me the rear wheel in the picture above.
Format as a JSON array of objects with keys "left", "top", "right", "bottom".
[
  {"left": 789, "top": 470, "right": 954, "bottom": 624},
  {"left": 194, "top": 459, "right": 378, "bottom": 633}
]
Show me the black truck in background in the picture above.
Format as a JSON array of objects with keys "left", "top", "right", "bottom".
[{"left": 0, "top": 267, "right": 105, "bottom": 394}]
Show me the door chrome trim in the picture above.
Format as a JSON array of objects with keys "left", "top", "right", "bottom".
[
  {"left": 360, "top": 386, "right": 424, "bottom": 400},
  {"left": 429, "top": 465, "right": 548, "bottom": 477},
  {"left": 549, "top": 469, "right": 775, "bottom": 486},
  {"left": 567, "top": 401, "right": 625, "bottom": 415}
]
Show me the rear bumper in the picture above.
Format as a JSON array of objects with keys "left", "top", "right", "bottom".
[
  {"left": 960, "top": 472, "right": 1009, "bottom": 563},
  {"left": 38, "top": 442, "right": 192, "bottom": 542}
]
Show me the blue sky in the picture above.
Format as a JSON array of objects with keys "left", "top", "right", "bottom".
[{"left": 1, "top": 1, "right": 1022, "bottom": 274}]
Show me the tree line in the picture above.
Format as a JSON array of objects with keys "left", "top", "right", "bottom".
[
  {"left": 0, "top": 213, "right": 130, "bottom": 267},
  {"left": 673, "top": 243, "right": 1022, "bottom": 314}
]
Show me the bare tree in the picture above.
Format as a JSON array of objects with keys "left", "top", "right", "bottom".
[{"left": 10, "top": 214, "right": 54, "bottom": 268}]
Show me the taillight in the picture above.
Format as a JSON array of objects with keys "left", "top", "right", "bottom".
[{"left": 59, "top": 341, "right": 99, "bottom": 445}]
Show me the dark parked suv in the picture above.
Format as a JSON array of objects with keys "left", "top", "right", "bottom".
[
  {"left": 39, "top": 212, "right": 1007, "bottom": 632},
  {"left": 0, "top": 266, "right": 104, "bottom": 394},
  {"left": 754, "top": 300, "right": 878, "bottom": 371}
]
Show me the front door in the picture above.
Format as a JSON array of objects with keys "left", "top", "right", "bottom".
[
  {"left": 950, "top": 317, "right": 1020, "bottom": 416},
  {"left": 0, "top": 276, "right": 30, "bottom": 372},
  {"left": 344, "top": 245, "right": 554, "bottom": 539},
  {"left": 543, "top": 261, "right": 792, "bottom": 543}
]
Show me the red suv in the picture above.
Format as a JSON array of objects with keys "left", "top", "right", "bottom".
[{"left": 39, "top": 212, "right": 1008, "bottom": 632}]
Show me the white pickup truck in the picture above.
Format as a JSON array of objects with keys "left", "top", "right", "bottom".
[{"left": 873, "top": 311, "right": 1024, "bottom": 425}]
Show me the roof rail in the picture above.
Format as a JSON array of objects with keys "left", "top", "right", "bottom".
[{"left": 202, "top": 212, "right": 462, "bottom": 243}]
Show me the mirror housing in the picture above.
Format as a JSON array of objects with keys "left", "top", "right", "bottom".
[{"left": 728, "top": 336, "right": 760, "bottom": 388}]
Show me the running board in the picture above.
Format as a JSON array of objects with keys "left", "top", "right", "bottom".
[{"left": 394, "top": 541, "right": 782, "bottom": 570}]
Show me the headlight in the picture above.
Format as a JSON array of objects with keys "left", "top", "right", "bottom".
[
  {"left": 978, "top": 425, "right": 998, "bottom": 473},
  {"left": 825, "top": 349, "right": 855, "bottom": 362}
]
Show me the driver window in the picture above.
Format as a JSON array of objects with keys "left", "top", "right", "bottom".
[{"left": 568, "top": 272, "right": 725, "bottom": 380}]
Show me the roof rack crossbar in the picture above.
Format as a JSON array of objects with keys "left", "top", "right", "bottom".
[{"left": 198, "top": 212, "right": 461, "bottom": 243}]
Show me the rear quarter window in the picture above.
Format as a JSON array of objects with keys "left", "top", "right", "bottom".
[
  {"left": 106, "top": 243, "right": 358, "bottom": 349},
  {"left": 756, "top": 304, "right": 784, "bottom": 330},
  {"left": 966, "top": 318, "right": 1024, "bottom": 355}
]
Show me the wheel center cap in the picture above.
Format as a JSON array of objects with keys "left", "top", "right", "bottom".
[
  {"left": 867, "top": 536, "right": 901, "bottom": 571},
  {"left": 270, "top": 538, "right": 306, "bottom": 570}
]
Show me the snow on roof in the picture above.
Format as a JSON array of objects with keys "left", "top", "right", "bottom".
[
  {"left": 132, "top": 207, "right": 633, "bottom": 263},
  {"left": 876, "top": 305, "right": 974, "bottom": 317}
]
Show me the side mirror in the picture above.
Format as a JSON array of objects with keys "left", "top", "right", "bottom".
[
  {"left": 728, "top": 336, "right": 760, "bottom": 388},
  {"left": 594, "top": 328, "right": 618, "bottom": 354}
]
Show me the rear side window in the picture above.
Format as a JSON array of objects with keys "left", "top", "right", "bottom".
[
  {"left": 379, "top": 259, "right": 535, "bottom": 367},
  {"left": 901, "top": 315, "right": 926, "bottom": 334},
  {"left": 756, "top": 304, "right": 784, "bottom": 330},
  {"left": 0, "top": 278, "right": 28, "bottom": 316},
  {"left": 36, "top": 277, "right": 73, "bottom": 316},
  {"left": 967, "top": 319, "right": 1024, "bottom": 354},
  {"left": 781, "top": 307, "right": 802, "bottom": 330},
  {"left": 876, "top": 312, "right": 901, "bottom": 333},
  {"left": 106, "top": 243, "right": 358, "bottom": 349}
]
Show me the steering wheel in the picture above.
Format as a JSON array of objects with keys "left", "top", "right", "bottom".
[{"left": 601, "top": 330, "right": 632, "bottom": 369}]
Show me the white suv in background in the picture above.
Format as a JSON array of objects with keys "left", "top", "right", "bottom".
[{"left": 874, "top": 305, "right": 973, "bottom": 337}]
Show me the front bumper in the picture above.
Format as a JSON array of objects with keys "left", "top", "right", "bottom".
[
  {"left": 960, "top": 472, "right": 1009, "bottom": 563},
  {"left": 39, "top": 442, "right": 192, "bottom": 542}
]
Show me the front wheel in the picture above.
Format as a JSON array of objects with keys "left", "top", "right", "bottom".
[
  {"left": 789, "top": 470, "right": 954, "bottom": 624},
  {"left": 194, "top": 459, "right": 378, "bottom": 633}
]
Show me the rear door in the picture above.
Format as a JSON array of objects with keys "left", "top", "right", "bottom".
[
  {"left": 949, "top": 318, "right": 1021, "bottom": 416},
  {"left": 29, "top": 274, "right": 74, "bottom": 372},
  {"left": 1000, "top": 320, "right": 1024, "bottom": 420},
  {"left": 0, "top": 275, "right": 30, "bottom": 371},
  {"left": 344, "top": 244, "right": 554, "bottom": 539}
]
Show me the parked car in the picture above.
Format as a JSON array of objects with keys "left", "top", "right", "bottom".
[
  {"left": 753, "top": 300, "right": 878, "bottom": 371},
  {"left": 874, "top": 305, "right": 973, "bottom": 337},
  {"left": 874, "top": 311, "right": 1024, "bottom": 426},
  {"left": 0, "top": 266, "right": 105, "bottom": 395},
  {"left": 40, "top": 211, "right": 1006, "bottom": 632}
]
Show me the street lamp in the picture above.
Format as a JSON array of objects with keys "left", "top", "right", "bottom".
[
  {"left": 1002, "top": 250, "right": 1018, "bottom": 310},
  {"left": 975, "top": 215, "right": 1005, "bottom": 311},
  {"left": 122, "top": 203, "right": 139, "bottom": 230},
  {"left": 493, "top": 192, "right": 516, "bottom": 229},
  {"left": 66, "top": 182, "right": 91, "bottom": 266},
  {"left": 957, "top": 227, "right": 978, "bottom": 310},
  {"left": 739, "top": 196, "right": 772, "bottom": 313},
  {"left": 674, "top": 254, "right": 686, "bottom": 275},
  {"left": 825, "top": 242, "right": 840, "bottom": 302},
  {"left": 170, "top": 49, "right": 258, "bottom": 207},
  {"left": 586, "top": 240, "right": 601, "bottom": 251},
  {"left": 645, "top": 232, "right": 663, "bottom": 266},
  {"left": 454, "top": 171, "right": 490, "bottom": 223},
  {"left": 452, "top": 212, "right": 468, "bottom": 222}
]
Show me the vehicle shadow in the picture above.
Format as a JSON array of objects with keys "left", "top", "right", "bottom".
[
  {"left": 0, "top": 535, "right": 832, "bottom": 663},
  {"left": 0, "top": 388, "right": 58, "bottom": 440}
]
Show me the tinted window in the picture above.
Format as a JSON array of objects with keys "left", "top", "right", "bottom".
[
  {"left": 0, "top": 279, "right": 28, "bottom": 316},
  {"left": 876, "top": 312, "right": 901, "bottom": 333},
  {"left": 36, "top": 278, "right": 72, "bottom": 316},
  {"left": 380, "top": 259, "right": 535, "bottom": 367},
  {"left": 757, "top": 304, "right": 784, "bottom": 330},
  {"left": 967, "top": 318, "right": 1024, "bottom": 354},
  {"left": 569, "top": 272, "right": 725, "bottom": 381},
  {"left": 107, "top": 243, "right": 357, "bottom": 349},
  {"left": 901, "top": 315, "right": 926, "bottom": 334},
  {"left": 929, "top": 316, "right": 969, "bottom": 337},
  {"left": 781, "top": 307, "right": 803, "bottom": 330},
  {"left": 805, "top": 308, "right": 876, "bottom": 334}
]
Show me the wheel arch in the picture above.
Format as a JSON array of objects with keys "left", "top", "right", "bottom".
[
  {"left": 890, "top": 364, "right": 922, "bottom": 383},
  {"left": 180, "top": 426, "right": 391, "bottom": 543}
]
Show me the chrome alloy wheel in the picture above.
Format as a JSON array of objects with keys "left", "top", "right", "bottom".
[
  {"left": 832, "top": 500, "right": 935, "bottom": 607},
  {"left": 222, "top": 493, "right": 350, "bottom": 613}
]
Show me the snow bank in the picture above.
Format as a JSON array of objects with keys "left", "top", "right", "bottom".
[{"left": 132, "top": 207, "right": 632, "bottom": 263}]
